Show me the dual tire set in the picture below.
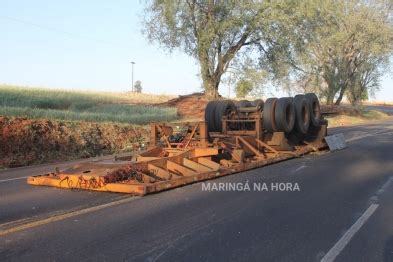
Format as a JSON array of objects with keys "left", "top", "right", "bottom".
[
  {"left": 204, "top": 100, "right": 237, "bottom": 133},
  {"left": 204, "top": 93, "right": 321, "bottom": 134},
  {"left": 204, "top": 99, "right": 266, "bottom": 133},
  {"left": 263, "top": 93, "right": 321, "bottom": 135}
]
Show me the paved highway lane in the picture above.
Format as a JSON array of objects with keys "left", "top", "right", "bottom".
[
  {"left": 1, "top": 119, "right": 393, "bottom": 261},
  {"left": 0, "top": 155, "right": 132, "bottom": 226},
  {"left": 335, "top": 176, "right": 393, "bottom": 262}
]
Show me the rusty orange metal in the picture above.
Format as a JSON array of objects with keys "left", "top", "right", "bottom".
[{"left": 27, "top": 119, "right": 328, "bottom": 195}]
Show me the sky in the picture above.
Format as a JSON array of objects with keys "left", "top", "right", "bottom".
[{"left": 1, "top": 0, "right": 392, "bottom": 100}]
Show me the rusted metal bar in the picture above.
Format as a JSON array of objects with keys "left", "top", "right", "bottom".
[
  {"left": 255, "top": 138, "right": 279, "bottom": 155},
  {"left": 236, "top": 136, "right": 263, "bottom": 157},
  {"left": 182, "top": 123, "right": 198, "bottom": 148}
]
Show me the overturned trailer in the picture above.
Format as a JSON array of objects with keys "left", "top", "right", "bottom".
[{"left": 27, "top": 94, "right": 328, "bottom": 195}]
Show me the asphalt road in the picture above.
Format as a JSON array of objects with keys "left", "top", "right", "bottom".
[
  {"left": 366, "top": 105, "right": 393, "bottom": 115},
  {"left": 1, "top": 119, "right": 393, "bottom": 261}
]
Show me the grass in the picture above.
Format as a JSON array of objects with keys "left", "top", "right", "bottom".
[
  {"left": 326, "top": 109, "right": 390, "bottom": 127},
  {"left": 0, "top": 85, "right": 178, "bottom": 125},
  {"left": 362, "top": 100, "right": 393, "bottom": 106}
]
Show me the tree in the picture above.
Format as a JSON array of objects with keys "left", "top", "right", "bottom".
[
  {"left": 134, "top": 80, "right": 142, "bottom": 93},
  {"left": 143, "top": 0, "right": 299, "bottom": 98},
  {"left": 347, "top": 56, "right": 387, "bottom": 105},
  {"left": 235, "top": 79, "right": 253, "bottom": 98},
  {"left": 281, "top": 0, "right": 393, "bottom": 105},
  {"left": 225, "top": 58, "right": 269, "bottom": 98}
]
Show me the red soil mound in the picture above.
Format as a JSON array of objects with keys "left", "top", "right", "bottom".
[
  {"left": 160, "top": 93, "right": 210, "bottom": 119},
  {"left": 0, "top": 117, "right": 148, "bottom": 168}
]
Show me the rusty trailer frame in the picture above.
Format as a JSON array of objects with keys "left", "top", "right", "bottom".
[{"left": 27, "top": 120, "right": 328, "bottom": 196}]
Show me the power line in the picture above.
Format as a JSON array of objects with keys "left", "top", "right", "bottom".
[{"left": 0, "top": 15, "right": 129, "bottom": 49}]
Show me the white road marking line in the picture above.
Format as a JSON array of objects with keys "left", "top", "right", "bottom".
[
  {"left": 0, "top": 196, "right": 141, "bottom": 236},
  {"left": 0, "top": 217, "right": 32, "bottom": 228},
  {"left": 321, "top": 203, "right": 379, "bottom": 262},
  {"left": 0, "top": 176, "right": 28, "bottom": 183},
  {"left": 345, "top": 132, "right": 379, "bottom": 142},
  {"left": 346, "top": 130, "right": 393, "bottom": 142},
  {"left": 292, "top": 165, "right": 308, "bottom": 173}
]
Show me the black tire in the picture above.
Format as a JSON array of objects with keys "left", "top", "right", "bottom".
[
  {"left": 293, "top": 95, "right": 310, "bottom": 134},
  {"left": 237, "top": 100, "right": 252, "bottom": 108},
  {"left": 305, "top": 93, "right": 321, "bottom": 126},
  {"left": 214, "top": 100, "right": 236, "bottom": 132},
  {"left": 263, "top": 98, "right": 278, "bottom": 132},
  {"left": 204, "top": 101, "right": 218, "bottom": 132},
  {"left": 274, "top": 97, "right": 295, "bottom": 133},
  {"left": 251, "top": 99, "right": 264, "bottom": 111}
]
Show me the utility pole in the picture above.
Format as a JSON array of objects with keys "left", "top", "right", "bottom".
[
  {"left": 130, "top": 61, "right": 135, "bottom": 92},
  {"left": 228, "top": 80, "right": 231, "bottom": 99},
  {"left": 227, "top": 71, "right": 235, "bottom": 98}
]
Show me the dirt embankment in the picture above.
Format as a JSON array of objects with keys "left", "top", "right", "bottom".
[
  {"left": 0, "top": 117, "right": 149, "bottom": 168},
  {"left": 159, "top": 93, "right": 210, "bottom": 119},
  {"left": 321, "top": 105, "right": 362, "bottom": 115}
]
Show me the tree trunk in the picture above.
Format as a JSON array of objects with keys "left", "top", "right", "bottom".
[
  {"left": 200, "top": 64, "right": 220, "bottom": 98},
  {"left": 326, "top": 87, "right": 335, "bottom": 105},
  {"left": 204, "top": 78, "right": 219, "bottom": 98},
  {"left": 334, "top": 86, "right": 346, "bottom": 105},
  {"left": 326, "top": 95, "right": 334, "bottom": 105},
  {"left": 198, "top": 51, "right": 220, "bottom": 98}
]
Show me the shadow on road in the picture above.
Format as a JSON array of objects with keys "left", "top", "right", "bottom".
[{"left": 384, "top": 236, "right": 393, "bottom": 262}]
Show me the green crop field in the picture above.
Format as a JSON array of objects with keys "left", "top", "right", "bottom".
[{"left": 0, "top": 85, "right": 178, "bottom": 125}]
